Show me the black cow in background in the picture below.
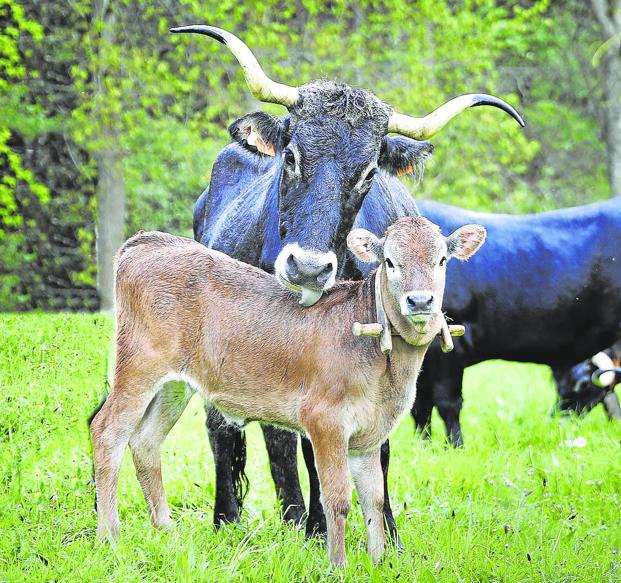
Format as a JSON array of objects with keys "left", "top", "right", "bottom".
[
  {"left": 553, "top": 341, "right": 621, "bottom": 418},
  {"left": 171, "top": 24, "right": 524, "bottom": 540},
  {"left": 414, "top": 199, "right": 621, "bottom": 446}
]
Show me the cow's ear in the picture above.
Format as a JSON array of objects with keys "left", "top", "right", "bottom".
[
  {"left": 447, "top": 224, "right": 486, "bottom": 260},
  {"left": 347, "top": 229, "right": 385, "bottom": 263},
  {"left": 378, "top": 136, "right": 433, "bottom": 179},
  {"left": 229, "top": 112, "right": 287, "bottom": 157}
]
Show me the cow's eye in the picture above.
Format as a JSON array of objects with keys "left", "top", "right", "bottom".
[
  {"left": 284, "top": 150, "right": 296, "bottom": 168},
  {"left": 364, "top": 167, "right": 377, "bottom": 182},
  {"left": 385, "top": 257, "right": 394, "bottom": 269},
  {"left": 439, "top": 256, "right": 447, "bottom": 267}
]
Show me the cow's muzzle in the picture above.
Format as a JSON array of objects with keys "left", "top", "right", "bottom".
[{"left": 274, "top": 244, "right": 337, "bottom": 306}]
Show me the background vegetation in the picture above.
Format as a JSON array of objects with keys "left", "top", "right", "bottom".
[
  {"left": 1, "top": 313, "right": 619, "bottom": 581},
  {"left": 1, "top": 0, "right": 620, "bottom": 310}
]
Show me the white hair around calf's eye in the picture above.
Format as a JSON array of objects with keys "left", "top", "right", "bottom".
[
  {"left": 347, "top": 229, "right": 385, "bottom": 263},
  {"left": 446, "top": 224, "right": 487, "bottom": 261}
]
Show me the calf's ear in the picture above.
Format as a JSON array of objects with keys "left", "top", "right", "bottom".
[
  {"left": 347, "top": 229, "right": 385, "bottom": 263},
  {"left": 447, "top": 224, "right": 487, "bottom": 260},
  {"left": 378, "top": 136, "right": 433, "bottom": 179},
  {"left": 229, "top": 112, "right": 287, "bottom": 156}
]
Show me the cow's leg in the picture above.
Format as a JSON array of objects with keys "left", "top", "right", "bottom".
[
  {"left": 306, "top": 419, "right": 351, "bottom": 567},
  {"left": 301, "top": 436, "right": 327, "bottom": 538},
  {"left": 380, "top": 440, "right": 402, "bottom": 550},
  {"left": 261, "top": 425, "right": 306, "bottom": 525},
  {"left": 206, "top": 406, "right": 247, "bottom": 525},
  {"left": 433, "top": 357, "right": 465, "bottom": 447},
  {"left": 129, "top": 382, "right": 194, "bottom": 529},
  {"left": 350, "top": 448, "right": 385, "bottom": 563},
  {"left": 412, "top": 365, "right": 434, "bottom": 439},
  {"left": 91, "top": 363, "right": 163, "bottom": 538}
]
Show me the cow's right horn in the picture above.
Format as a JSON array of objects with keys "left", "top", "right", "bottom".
[
  {"left": 592, "top": 352, "right": 616, "bottom": 387},
  {"left": 387, "top": 94, "right": 525, "bottom": 139},
  {"left": 170, "top": 25, "right": 299, "bottom": 107}
]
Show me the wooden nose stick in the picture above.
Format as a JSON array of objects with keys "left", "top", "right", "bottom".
[
  {"left": 440, "top": 320, "right": 465, "bottom": 353},
  {"left": 448, "top": 324, "right": 465, "bottom": 337},
  {"left": 352, "top": 322, "right": 383, "bottom": 338}
]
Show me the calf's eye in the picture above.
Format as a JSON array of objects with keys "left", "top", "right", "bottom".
[
  {"left": 385, "top": 257, "right": 394, "bottom": 269},
  {"left": 439, "top": 256, "right": 447, "bottom": 267}
]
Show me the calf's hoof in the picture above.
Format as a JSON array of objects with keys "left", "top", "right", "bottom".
[
  {"left": 97, "top": 522, "right": 119, "bottom": 540},
  {"left": 329, "top": 553, "right": 347, "bottom": 569},
  {"left": 154, "top": 515, "right": 175, "bottom": 530}
]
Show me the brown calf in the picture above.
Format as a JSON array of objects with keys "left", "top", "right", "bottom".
[{"left": 90, "top": 216, "right": 486, "bottom": 567}]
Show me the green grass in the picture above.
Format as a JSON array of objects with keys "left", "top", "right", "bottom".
[{"left": 1, "top": 313, "right": 620, "bottom": 582}]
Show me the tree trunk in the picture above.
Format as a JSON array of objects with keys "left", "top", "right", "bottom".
[
  {"left": 602, "top": 45, "right": 621, "bottom": 197},
  {"left": 95, "top": 142, "right": 125, "bottom": 310},
  {"left": 93, "top": 0, "right": 125, "bottom": 309},
  {"left": 590, "top": 0, "right": 621, "bottom": 197}
]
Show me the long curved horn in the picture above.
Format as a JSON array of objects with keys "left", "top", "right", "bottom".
[
  {"left": 387, "top": 94, "right": 525, "bottom": 139},
  {"left": 592, "top": 352, "right": 616, "bottom": 387},
  {"left": 170, "top": 25, "right": 299, "bottom": 107}
]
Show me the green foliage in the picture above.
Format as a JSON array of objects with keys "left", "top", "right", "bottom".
[
  {"left": 1, "top": 0, "right": 615, "bottom": 309},
  {"left": 1, "top": 313, "right": 620, "bottom": 580},
  {"left": 0, "top": 1, "right": 55, "bottom": 310}
]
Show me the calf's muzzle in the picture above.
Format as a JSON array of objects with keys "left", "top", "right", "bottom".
[{"left": 403, "top": 291, "right": 435, "bottom": 316}]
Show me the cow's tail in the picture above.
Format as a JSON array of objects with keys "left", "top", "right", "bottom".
[{"left": 232, "top": 429, "right": 249, "bottom": 510}]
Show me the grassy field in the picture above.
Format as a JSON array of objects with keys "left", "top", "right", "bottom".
[{"left": 1, "top": 313, "right": 620, "bottom": 582}]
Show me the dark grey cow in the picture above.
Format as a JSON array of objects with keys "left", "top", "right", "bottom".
[
  {"left": 414, "top": 199, "right": 621, "bottom": 446},
  {"left": 171, "top": 24, "right": 524, "bottom": 540}
]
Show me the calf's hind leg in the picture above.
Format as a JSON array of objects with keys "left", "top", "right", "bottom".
[
  {"left": 91, "top": 362, "right": 166, "bottom": 538},
  {"left": 129, "top": 381, "right": 194, "bottom": 529}
]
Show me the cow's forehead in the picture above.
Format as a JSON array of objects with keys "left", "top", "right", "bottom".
[
  {"left": 292, "top": 80, "right": 392, "bottom": 129},
  {"left": 291, "top": 118, "right": 383, "bottom": 164}
]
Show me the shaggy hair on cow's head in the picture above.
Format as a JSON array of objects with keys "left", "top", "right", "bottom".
[{"left": 293, "top": 80, "right": 393, "bottom": 128}]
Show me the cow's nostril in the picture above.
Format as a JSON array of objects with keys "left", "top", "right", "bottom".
[
  {"left": 285, "top": 254, "right": 300, "bottom": 280},
  {"left": 316, "top": 263, "right": 334, "bottom": 284}
]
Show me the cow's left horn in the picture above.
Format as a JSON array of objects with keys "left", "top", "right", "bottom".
[
  {"left": 387, "top": 94, "right": 525, "bottom": 139},
  {"left": 170, "top": 25, "right": 299, "bottom": 107}
]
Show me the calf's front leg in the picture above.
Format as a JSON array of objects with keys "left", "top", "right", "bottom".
[
  {"left": 301, "top": 436, "right": 328, "bottom": 538},
  {"left": 350, "top": 448, "right": 385, "bottom": 563},
  {"left": 306, "top": 418, "right": 351, "bottom": 567}
]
